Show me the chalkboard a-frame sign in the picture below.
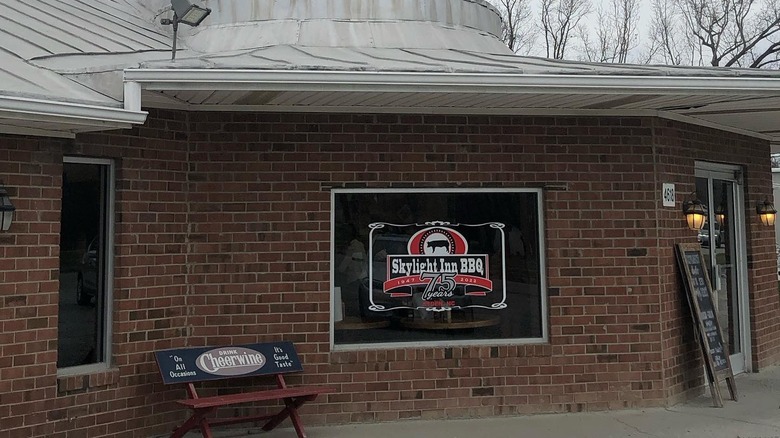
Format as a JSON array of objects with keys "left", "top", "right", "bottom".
[{"left": 675, "top": 243, "right": 738, "bottom": 407}]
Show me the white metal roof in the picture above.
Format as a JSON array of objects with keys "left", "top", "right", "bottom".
[
  {"left": 123, "top": 47, "right": 780, "bottom": 144},
  {"left": 0, "top": 0, "right": 169, "bottom": 59},
  {"left": 0, "top": 47, "right": 147, "bottom": 137},
  {"left": 2, "top": 0, "right": 780, "bottom": 146},
  {"left": 0, "top": 0, "right": 161, "bottom": 137}
]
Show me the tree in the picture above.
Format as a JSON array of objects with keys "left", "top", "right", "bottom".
[
  {"left": 540, "top": 0, "right": 593, "bottom": 59},
  {"left": 581, "top": 0, "right": 641, "bottom": 63},
  {"left": 643, "top": 0, "right": 687, "bottom": 65},
  {"left": 647, "top": 0, "right": 780, "bottom": 67},
  {"left": 491, "top": 0, "right": 537, "bottom": 54}
]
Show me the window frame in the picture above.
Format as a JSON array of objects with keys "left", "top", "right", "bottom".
[
  {"left": 57, "top": 156, "right": 115, "bottom": 376},
  {"left": 330, "top": 187, "right": 548, "bottom": 351}
]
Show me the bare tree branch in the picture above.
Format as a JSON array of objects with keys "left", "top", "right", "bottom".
[
  {"left": 582, "top": 0, "right": 640, "bottom": 62},
  {"left": 485, "top": 0, "right": 780, "bottom": 69},
  {"left": 492, "top": 0, "right": 537, "bottom": 54},
  {"left": 540, "top": 0, "right": 593, "bottom": 59},
  {"left": 644, "top": 0, "right": 686, "bottom": 64},
  {"left": 676, "top": 0, "right": 780, "bottom": 67}
]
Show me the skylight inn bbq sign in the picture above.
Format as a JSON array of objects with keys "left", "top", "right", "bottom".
[{"left": 368, "top": 221, "right": 508, "bottom": 312}]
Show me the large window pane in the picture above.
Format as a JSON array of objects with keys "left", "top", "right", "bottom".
[{"left": 332, "top": 189, "right": 545, "bottom": 347}]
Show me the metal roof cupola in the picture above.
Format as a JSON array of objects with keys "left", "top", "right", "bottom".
[{"left": 140, "top": 0, "right": 510, "bottom": 54}]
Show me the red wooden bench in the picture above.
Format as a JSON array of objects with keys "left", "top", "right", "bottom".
[{"left": 155, "top": 341, "right": 335, "bottom": 438}]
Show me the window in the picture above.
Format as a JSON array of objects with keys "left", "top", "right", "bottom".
[
  {"left": 57, "top": 158, "right": 114, "bottom": 370},
  {"left": 332, "top": 189, "right": 546, "bottom": 348}
]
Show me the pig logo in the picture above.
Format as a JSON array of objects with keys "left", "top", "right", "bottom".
[
  {"left": 426, "top": 240, "right": 450, "bottom": 253},
  {"left": 408, "top": 226, "right": 468, "bottom": 256}
]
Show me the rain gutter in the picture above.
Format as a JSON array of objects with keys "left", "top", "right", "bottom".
[
  {"left": 0, "top": 95, "right": 148, "bottom": 137},
  {"left": 124, "top": 69, "right": 780, "bottom": 97}
]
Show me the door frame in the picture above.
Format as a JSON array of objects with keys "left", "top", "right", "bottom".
[{"left": 695, "top": 161, "right": 751, "bottom": 373}]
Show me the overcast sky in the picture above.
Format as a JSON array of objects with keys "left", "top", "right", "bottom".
[{"left": 487, "top": 0, "right": 655, "bottom": 62}]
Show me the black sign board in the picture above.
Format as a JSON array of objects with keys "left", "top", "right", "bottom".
[
  {"left": 155, "top": 341, "right": 302, "bottom": 384},
  {"left": 675, "top": 244, "right": 737, "bottom": 407}
]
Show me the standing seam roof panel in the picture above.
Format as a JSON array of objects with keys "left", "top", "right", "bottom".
[
  {"left": 40, "top": 0, "right": 171, "bottom": 49},
  {"left": 0, "top": 49, "right": 121, "bottom": 104},
  {"left": 0, "top": 14, "right": 75, "bottom": 57},
  {"left": 3, "top": 0, "right": 116, "bottom": 53},
  {"left": 1, "top": 0, "right": 170, "bottom": 60}
]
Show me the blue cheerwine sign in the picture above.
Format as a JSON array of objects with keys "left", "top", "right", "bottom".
[{"left": 155, "top": 341, "right": 302, "bottom": 384}]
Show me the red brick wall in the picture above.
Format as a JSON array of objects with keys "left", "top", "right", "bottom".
[
  {"left": 182, "top": 113, "right": 668, "bottom": 423},
  {"left": 0, "top": 110, "right": 191, "bottom": 438},
  {"left": 651, "top": 118, "right": 780, "bottom": 404},
  {"left": 652, "top": 119, "right": 706, "bottom": 403},
  {"left": 0, "top": 111, "right": 777, "bottom": 436},
  {"left": 72, "top": 111, "right": 192, "bottom": 438},
  {"left": 0, "top": 135, "right": 65, "bottom": 436}
]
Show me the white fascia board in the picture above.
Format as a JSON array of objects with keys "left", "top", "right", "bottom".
[
  {"left": 124, "top": 69, "right": 780, "bottom": 96},
  {"left": 0, "top": 95, "right": 148, "bottom": 128},
  {"left": 0, "top": 122, "right": 77, "bottom": 139}
]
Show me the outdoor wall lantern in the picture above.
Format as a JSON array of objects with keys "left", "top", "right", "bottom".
[
  {"left": 682, "top": 197, "right": 707, "bottom": 231},
  {"left": 756, "top": 199, "right": 777, "bottom": 226},
  {"left": 161, "top": 0, "right": 211, "bottom": 60},
  {"left": 0, "top": 184, "right": 16, "bottom": 232},
  {"left": 715, "top": 203, "right": 726, "bottom": 226}
]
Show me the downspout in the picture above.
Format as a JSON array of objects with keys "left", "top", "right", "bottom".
[
  {"left": 122, "top": 77, "right": 194, "bottom": 338},
  {"left": 124, "top": 81, "right": 142, "bottom": 113}
]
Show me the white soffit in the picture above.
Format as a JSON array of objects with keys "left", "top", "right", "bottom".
[
  {"left": 124, "top": 68, "right": 780, "bottom": 141},
  {"left": 123, "top": 41, "right": 780, "bottom": 142},
  {"left": 3, "top": 0, "right": 779, "bottom": 141}
]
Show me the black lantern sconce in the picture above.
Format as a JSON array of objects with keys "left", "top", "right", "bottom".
[
  {"left": 682, "top": 196, "right": 707, "bottom": 231},
  {"left": 714, "top": 196, "right": 727, "bottom": 226},
  {"left": 0, "top": 184, "right": 16, "bottom": 232},
  {"left": 714, "top": 205, "right": 726, "bottom": 226},
  {"left": 160, "top": 0, "right": 211, "bottom": 60},
  {"left": 756, "top": 198, "right": 777, "bottom": 227}
]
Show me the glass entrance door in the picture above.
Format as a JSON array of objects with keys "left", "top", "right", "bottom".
[{"left": 695, "top": 164, "right": 749, "bottom": 374}]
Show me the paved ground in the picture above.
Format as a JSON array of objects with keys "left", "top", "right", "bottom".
[{"left": 187, "top": 365, "right": 780, "bottom": 438}]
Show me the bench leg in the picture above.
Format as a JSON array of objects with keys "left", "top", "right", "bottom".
[
  {"left": 261, "top": 395, "right": 316, "bottom": 438},
  {"left": 199, "top": 415, "right": 214, "bottom": 438},
  {"left": 286, "top": 397, "right": 307, "bottom": 438},
  {"left": 172, "top": 408, "right": 215, "bottom": 438}
]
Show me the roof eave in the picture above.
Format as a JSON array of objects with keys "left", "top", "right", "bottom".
[
  {"left": 124, "top": 69, "right": 780, "bottom": 95},
  {"left": 0, "top": 95, "right": 148, "bottom": 138}
]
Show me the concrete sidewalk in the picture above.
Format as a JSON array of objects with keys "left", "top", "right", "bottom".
[{"left": 255, "top": 366, "right": 780, "bottom": 438}]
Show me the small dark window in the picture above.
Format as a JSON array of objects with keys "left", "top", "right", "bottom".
[{"left": 58, "top": 160, "right": 112, "bottom": 368}]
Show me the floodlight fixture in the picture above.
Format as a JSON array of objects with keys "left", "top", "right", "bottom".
[
  {"left": 171, "top": 0, "right": 211, "bottom": 27},
  {"left": 160, "top": 0, "right": 211, "bottom": 60}
]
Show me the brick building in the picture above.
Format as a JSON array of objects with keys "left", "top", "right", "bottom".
[{"left": 1, "top": 1, "right": 780, "bottom": 437}]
